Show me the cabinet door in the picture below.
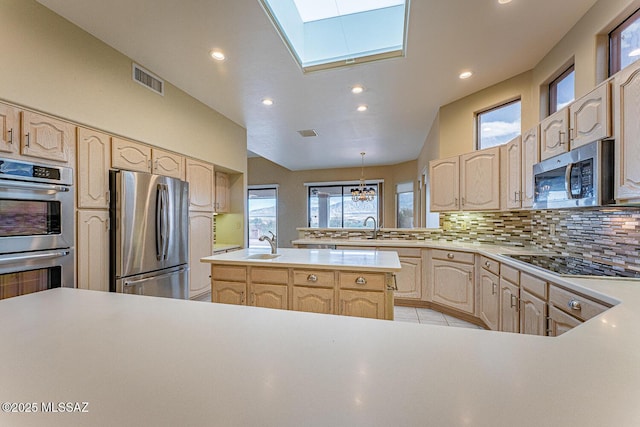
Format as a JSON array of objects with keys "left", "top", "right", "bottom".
[
  {"left": 189, "top": 212, "right": 213, "bottom": 298},
  {"left": 431, "top": 260, "right": 474, "bottom": 314},
  {"left": 21, "top": 111, "right": 75, "bottom": 163},
  {"left": 152, "top": 149, "right": 185, "bottom": 180},
  {"left": 460, "top": 147, "right": 500, "bottom": 211},
  {"left": 0, "top": 103, "right": 19, "bottom": 154},
  {"left": 77, "top": 210, "right": 110, "bottom": 292},
  {"left": 499, "top": 278, "right": 520, "bottom": 333},
  {"left": 570, "top": 82, "right": 611, "bottom": 150},
  {"left": 215, "top": 171, "right": 230, "bottom": 213},
  {"left": 613, "top": 60, "right": 640, "bottom": 200},
  {"left": 479, "top": 269, "right": 500, "bottom": 330},
  {"left": 250, "top": 283, "right": 288, "bottom": 310},
  {"left": 77, "top": 128, "right": 111, "bottom": 209},
  {"left": 548, "top": 305, "right": 581, "bottom": 337},
  {"left": 339, "top": 290, "right": 385, "bottom": 319},
  {"left": 394, "top": 256, "right": 422, "bottom": 299},
  {"left": 212, "top": 280, "right": 246, "bottom": 305},
  {"left": 540, "top": 108, "right": 569, "bottom": 160},
  {"left": 429, "top": 156, "right": 459, "bottom": 212},
  {"left": 186, "top": 159, "right": 215, "bottom": 211},
  {"left": 520, "top": 126, "right": 539, "bottom": 208},
  {"left": 520, "top": 289, "right": 547, "bottom": 336},
  {"left": 111, "top": 137, "right": 151, "bottom": 172},
  {"left": 501, "top": 137, "right": 522, "bottom": 209},
  {"left": 292, "top": 286, "right": 334, "bottom": 314}
]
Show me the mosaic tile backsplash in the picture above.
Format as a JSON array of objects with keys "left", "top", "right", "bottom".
[{"left": 299, "top": 207, "right": 640, "bottom": 272}]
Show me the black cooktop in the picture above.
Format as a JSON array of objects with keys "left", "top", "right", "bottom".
[{"left": 506, "top": 254, "right": 640, "bottom": 278}]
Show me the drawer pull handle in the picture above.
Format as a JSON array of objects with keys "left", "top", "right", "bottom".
[
  {"left": 485, "top": 261, "right": 491, "bottom": 268},
  {"left": 447, "top": 253, "right": 454, "bottom": 259},
  {"left": 511, "top": 294, "right": 518, "bottom": 310},
  {"left": 25, "top": 132, "right": 30, "bottom": 147},
  {"left": 307, "top": 274, "right": 318, "bottom": 282},
  {"left": 355, "top": 276, "right": 367, "bottom": 285},
  {"left": 568, "top": 299, "right": 582, "bottom": 311},
  {"left": 7, "top": 128, "right": 13, "bottom": 144},
  {"left": 492, "top": 282, "right": 497, "bottom": 295}
]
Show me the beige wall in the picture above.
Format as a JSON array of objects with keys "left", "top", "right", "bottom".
[
  {"left": 0, "top": 0, "right": 247, "bottom": 173},
  {"left": 248, "top": 157, "right": 417, "bottom": 247}
]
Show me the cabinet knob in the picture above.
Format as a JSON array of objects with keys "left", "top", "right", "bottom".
[
  {"left": 485, "top": 261, "right": 491, "bottom": 268},
  {"left": 355, "top": 276, "right": 367, "bottom": 285},
  {"left": 447, "top": 253, "right": 454, "bottom": 259},
  {"left": 307, "top": 274, "right": 318, "bottom": 282},
  {"left": 568, "top": 299, "right": 582, "bottom": 311}
]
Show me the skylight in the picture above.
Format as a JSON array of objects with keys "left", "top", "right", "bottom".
[{"left": 260, "top": 0, "right": 409, "bottom": 72}]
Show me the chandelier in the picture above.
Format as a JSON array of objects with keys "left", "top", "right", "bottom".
[{"left": 351, "top": 152, "right": 376, "bottom": 202}]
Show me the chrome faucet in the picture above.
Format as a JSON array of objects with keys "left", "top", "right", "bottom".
[
  {"left": 363, "top": 216, "right": 378, "bottom": 239},
  {"left": 258, "top": 231, "right": 277, "bottom": 254}
]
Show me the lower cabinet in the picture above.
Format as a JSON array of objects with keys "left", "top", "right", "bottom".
[
  {"left": 77, "top": 210, "right": 110, "bottom": 292},
  {"left": 292, "top": 287, "right": 334, "bottom": 314},
  {"left": 547, "top": 284, "right": 610, "bottom": 336},
  {"left": 188, "top": 211, "right": 214, "bottom": 299},
  {"left": 213, "top": 281, "right": 246, "bottom": 305},
  {"left": 250, "top": 283, "right": 288, "bottom": 310},
  {"left": 339, "top": 290, "right": 385, "bottom": 319},
  {"left": 520, "top": 290, "right": 547, "bottom": 336},
  {"left": 548, "top": 305, "right": 581, "bottom": 337},
  {"left": 430, "top": 252, "right": 475, "bottom": 315},
  {"left": 378, "top": 247, "right": 422, "bottom": 300},
  {"left": 499, "top": 278, "right": 520, "bottom": 333},
  {"left": 479, "top": 267, "right": 500, "bottom": 331}
]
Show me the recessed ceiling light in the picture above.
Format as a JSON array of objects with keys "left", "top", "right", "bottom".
[
  {"left": 357, "top": 105, "right": 368, "bottom": 112},
  {"left": 351, "top": 85, "right": 364, "bottom": 94},
  {"left": 262, "top": 98, "right": 274, "bottom": 106},
  {"left": 210, "top": 50, "right": 225, "bottom": 61},
  {"left": 498, "top": 0, "right": 512, "bottom": 4},
  {"left": 459, "top": 71, "right": 473, "bottom": 79}
]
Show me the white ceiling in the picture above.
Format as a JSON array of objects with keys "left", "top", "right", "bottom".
[{"left": 36, "top": 0, "right": 599, "bottom": 171}]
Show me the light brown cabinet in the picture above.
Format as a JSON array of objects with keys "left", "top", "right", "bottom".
[
  {"left": 378, "top": 247, "right": 422, "bottom": 300},
  {"left": 520, "top": 289, "right": 546, "bottom": 335},
  {"left": 111, "top": 137, "right": 152, "bottom": 172},
  {"left": 215, "top": 171, "right": 230, "bottom": 213},
  {"left": 153, "top": 148, "right": 185, "bottom": 180},
  {"left": 77, "top": 127, "right": 111, "bottom": 209},
  {"left": 499, "top": 264, "right": 520, "bottom": 333},
  {"left": 186, "top": 159, "right": 215, "bottom": 212},
  {"left": 569, "top": 81, "right": 612, "bottom": 150},
  {"left": 479, "top": 257, "right": 500, "bottom": 331},
  {"left": 250, "top": 283, "right": 288, "bottom": 310},
  {"left": 613, "top": 59, "right": 640, "bottom": 201},
  {"left": 548, "top": 305, "right": 581, "bottom": 337},
  {"left": 77, "top": 210, "right": 110, "bottom": 292},
  {"left": 0, "top": 102, "right": 19, "bottom": 154},
  {"left": 339, "top": 290, "right": 385, "bottom": 319},
  {"left": 501, "top": 136, "right": 522, "bottom": 210},
  {"left": 213, "top": 281, "right": 246, "bottom": 305},
  {"left": 540, "top": 107, "right": 570, "bottom": 160},
  {"left": 520, "top": 127, "right": 539, "bottom": 208},
  {"left": 20, "top": 111, "right": 75, "bottom": 163},
  {"left": 429, "top": 156, "right": 460, "bottom": 211},
  {"left": 188, "top": 211, "right": 214, "bottom": 298},
  {"left": 292, "top": 286, "right": 335, "bottom": 314},
  {"left": 430, "top": 250, "right": 475, "bottom": 315},
  {"left": 460, "top": 147, "right": 500, "bottom": 211}
]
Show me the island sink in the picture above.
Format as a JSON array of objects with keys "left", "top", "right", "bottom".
[{"left": 245, "top": 253, "right": 281, "bottom": 260}]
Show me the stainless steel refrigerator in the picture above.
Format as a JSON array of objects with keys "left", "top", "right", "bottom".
[{"left": 110, "top": 170, "right": 189, "bottom": 299}]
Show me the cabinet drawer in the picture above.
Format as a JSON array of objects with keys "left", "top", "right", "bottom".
[
  {"left": 549, "top": 285, "right": 609, "bottom": 321},
  {"left": 500, "top": 264, "right": 520, "bottom": 285},
  {"left": 480, "top": 256, "right": 500, "bottom": 276},
  {"left": 293, "top": 269, "right": 334, "bottom": 287},
  {"left": 338, "top": 272, "right": 386, "bottom": 291},
  {"left": 250, "top": 267, "right": 289, "bottom": 285},
  {"left": 211, "top": 265, "right": 247, "bottom": 282},
  {"left": 521, "top": 273, "right": 547, "bottom": 299},
  {"left": 431, "top": 249, "right": 474, "bottom": 264},
  {"left": 378, "top": 247, "right": 421, "bottom": 257}
]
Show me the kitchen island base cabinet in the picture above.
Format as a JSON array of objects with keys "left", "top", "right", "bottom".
[
  {"left": 213, "top": 281, "right": 246, "bottom": 305},
  {"left": 292, "top": 287, "right": 334, "bottom": 314},
  {"left": 339, "top": 290, "right": 385, "bottom": 319},
  {"left": 250, "top": 283, "right": 288, "bottom": 310}
]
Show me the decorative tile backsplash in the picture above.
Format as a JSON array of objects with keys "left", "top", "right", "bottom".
[{"left": 299, "top": 207, "right": 640, "bottom": 271}]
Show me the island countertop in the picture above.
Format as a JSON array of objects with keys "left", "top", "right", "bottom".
[{"left": 201, "top": 247, "right": 402, "bottom": 272}]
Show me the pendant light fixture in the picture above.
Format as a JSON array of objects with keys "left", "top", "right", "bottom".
[{"left": 351, "top": 152, "right": 376, "bottom": 202}]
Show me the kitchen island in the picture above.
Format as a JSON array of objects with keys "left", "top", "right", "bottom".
[
  {"left": 1, "top": 282, "right": 640, "bottom": 426},
  {"left": 201, "top": 247, "right": 401, "bottom": 320}
]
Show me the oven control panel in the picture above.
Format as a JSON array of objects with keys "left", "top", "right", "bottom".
[{"left": 0, "top": 158, "right": 71, "bottom": 185}]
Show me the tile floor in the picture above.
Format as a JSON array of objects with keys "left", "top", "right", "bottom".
[{"left": 394, "top": 306, "right": 485, "bottom": 329}]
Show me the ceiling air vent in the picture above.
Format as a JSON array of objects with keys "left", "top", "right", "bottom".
[
  {"left": 132, "top": 63, "right": 164, "bottom": 96},
  {"left": 297, "top": 129, "right": 318, "bottom": 138}
]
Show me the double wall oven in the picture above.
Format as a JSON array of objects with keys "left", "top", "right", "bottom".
[{"left": 0, "top": 158, "right": 74, "bottom": 300}]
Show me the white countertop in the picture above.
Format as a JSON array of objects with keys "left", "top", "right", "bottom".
[
  {"left": 2, "top": 282, "right": 640, "bottom": 426},
  {"left": 201, "top": 247, "right": 402, "bottom": 272}
]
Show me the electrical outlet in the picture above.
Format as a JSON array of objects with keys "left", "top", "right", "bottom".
[
  {"left": 549, "top": 223, "right": 556, "bottom": 236},
  {"left": 461, "top": 221, "right": 468, "bottom": 230}
]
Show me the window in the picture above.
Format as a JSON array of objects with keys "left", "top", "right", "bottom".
[
  {"left": 396, "top": 182, "right": 413, "bottom": 228},
  {"left": 247, "top": 187, "right": 277, "bottom": 248},
  {"left": 549, "top": 65, "right": 575, "bottom": 114},
  {"left": 476, "top": 99, "right": 521, "bottom": 150},
  {"left": 307, "top": 183, "right": 380, "bottom": 228},
  {"left": 610, "top": 8, "right": 640, "bottom": 75}
]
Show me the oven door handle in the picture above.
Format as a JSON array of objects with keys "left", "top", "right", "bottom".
[
  {"left": 0, "top": 250, "right": 70, "bottom": 265},
  {"left": 0, "top": 179, "right": 70, "bottom": 193}
]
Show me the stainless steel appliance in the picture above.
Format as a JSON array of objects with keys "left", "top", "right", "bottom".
[
  {"left": 0, "top": 158, "right": 75, "bottom": 300},
  {"left": 533, "top": 140, "right": 614, "bottom": 209},
  {"left": 110, "top": 170, "right": 189, "bottom": 299}
]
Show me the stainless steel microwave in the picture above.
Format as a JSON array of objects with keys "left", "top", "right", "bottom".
[{"left": 533, "top": 140, "right": 614, "bottom": 209}]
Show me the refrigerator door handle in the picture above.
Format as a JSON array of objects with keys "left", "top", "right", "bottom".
[
  {"left": 156, "top": 184, "right": 164, "bottom": 261},
  {"left": 163, "top": 185, "right": 170, "bottom": 260}
]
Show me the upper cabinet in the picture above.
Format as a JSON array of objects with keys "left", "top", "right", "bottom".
[
  {"left": 430, "top": 156, "right": 460, "bottom": 212},
  {"left": 21, "top": 111, "right": 75, "bottom": 163},
  {"left": 569, "top": 81, "right": 612, "bottom": 150},
  {"left": 614, "top": 59, "right": 640, "bottom": 201},
  {"left": 500, "top": 137, "right": 522, "bottom": 210},
  {"left": 77, "top": 127, "right": 111, "bottom": 209},
  {"left": 186, "top": 158, "right": 215, "bottom": 212},
  {"left": 112, "top": 137, "right": 152, "bottom": 172},
  {"left": 215, "top": 171, "right": 230, "bottom": 213},
  {"left": 460, "top": 147, "right": 500, "bottom": 211},
  {"left": 0, "top": 103, "right": 19, "bottom": 155},
  {"left": 152, "top": 148, "right": 185, "bottom": 180},
  {"left": 520, "top": 127, "right": 539, "bottom": 208},
  {"left": 540, "top": 107, "right": 569, "bottom": 160}
]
